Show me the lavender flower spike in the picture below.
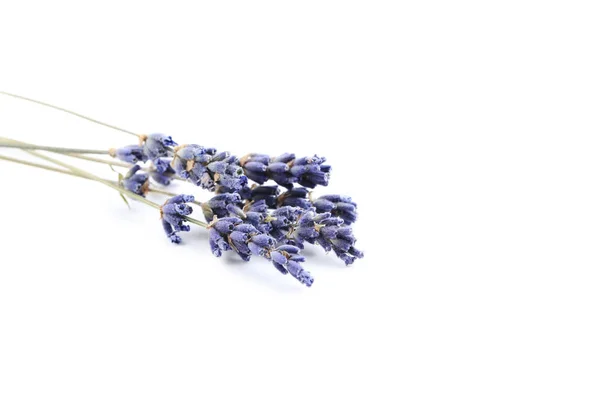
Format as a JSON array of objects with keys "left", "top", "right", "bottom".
[
  {"left": 171, "top": 145, "right": 246, "bottom": 192},
  {"left": 313, "top": 194, "right": 358, "bottom": 225},
  {"left": 201, "top": 192, "right": 242, "bottom": 221},
  {"left": 142, "top": 133, "right": 177, "bottom": 161},
  {"left": 270, "top": 245, "right": 314, "bottom": 286},
  {"left": 237, "top": 185, "right": 280, "bottom": 207},
  {"left": 292, "top": 210, "right": 363, "bottom": 265},
  {"left": 224, "top": 199, "right": 272, "bottom": 234},
  {"left": 109, "top": 145, "right": 148, "bottom": 164},
  {"left": 239, "top": 153, "right": 331, "bottom": 190},
  {"left": 150, "top": 158, "right": 176, "bottom": 186},
  {"left": 121, "top": 165, "right": 150, "bottom": 196},
  {"left": 277, "top": 187, "right": 312, "bottom": 209},
  {"left": 160, "top": 194, "right": 195, "bottom": 244},
  {"left": 208, "top": 216, "right": 314, "bottom": 287}
]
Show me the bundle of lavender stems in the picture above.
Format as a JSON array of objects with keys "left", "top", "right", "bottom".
[{"left": 0, "top": 92, "right": 363, "bottom": 287}]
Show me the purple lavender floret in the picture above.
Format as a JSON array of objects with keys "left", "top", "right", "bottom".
[
  {"left": 313, "top": 194, "right": 358, "bottom": 225},
  {"left": 290, "top": 209, "right": 363, "bottom": 265},
  {"left": 201, "top": 193, "right": 243, "bottom": 221},
  {"left": 150, "top": 158, "right": 176, "bottom": 186},
  {"left": 228, "top": 200, "right": 272, "bottom": 234},
  {"left": 240, "top": 153, "right": 331, "bottom": 190},
  {"left": 268, "top": 206, "right": 304, "bottom": 242},
  {"left": 171, "top": 145, "right": 245, "bottom": 192},
  {"left": 270, "top": 245, "right": 314, "bottom": 286},
  {"left": 208, "top": 216, "right": 314, "bottom": 287},
  {"left": 277, "top": 187, "right": 312, "bottom": 209},
  {"left": 160, "top": 194, "right": 195, "bottom": 244},
  {"left": 238, "top": 185, "right": 280, "bottom": 207},
  {"left": 202, "top": 195, "right": 272, "bottom": 234},
  {"left": 110, "top": 145, "right": 148, "bottom": 164},
  {"left": 142, "top": 133, "right": 177, "bottom": 160},
  {"left": 121, "top": 165, "right": 149, "bottom": 196}
]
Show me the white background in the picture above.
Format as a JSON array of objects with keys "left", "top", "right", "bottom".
[{"left": 0, "top": 1, "right": 599, "bottom": 399}]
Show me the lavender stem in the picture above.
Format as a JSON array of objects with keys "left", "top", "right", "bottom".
[
  {"left": 0, "top": 138, "right": 208, "bottom": 227},
  {"left": 0, "top": 90, "right": 139, "bottom": 138},
  {"left": 143, "top": 187, "right": 203, "bottom": 206},
  {"left": 0, "top": 141, "right": 110, "bottom": 154}
]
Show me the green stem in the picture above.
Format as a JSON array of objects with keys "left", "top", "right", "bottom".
[
  {"left": 0, "top": 141, "right": 109, "bottom": 155},
  {"left": 0, "top": 90, "right": 139, "bottom": 138}
]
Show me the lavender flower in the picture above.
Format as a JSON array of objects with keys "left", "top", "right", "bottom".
[
  {"left": 121, "top": 165, "right": 150, "bottom": 196},
  {"left": 270, "top": 245, "right": 314, "bottom": 286},
  {"left": 150, "top": 158, "right": 176, "bottom": 186},
  {"left": 142, "top": 133, "right": 177, "bottom": 160},
  {"left": 160, "top": 194, "right": 195, "bottom": 244},
  {"left": 109, "top": 145, "right": 148, "bottom": 164},
  {"left": 268, "top": 206, "right": 304, "bottom": 242},
  {"left": 230, "top": 200, "right": 272, "bottom": 234},
  {"left": 251, "top": 186, "right": 358, "bottom": 225},
  {"left": 171, "top": 145, "right": 246, "bottom": 192},
  {"left": 238, "top": 185, "right": 280, "bottom": 207},
  {"left": 209, "top": 219, "right": 273, "bottom": 262},
  {"left": 313, "top": 194, "right": 358, "bottom": 225},
  {"left": 240, "top": 153, "right": 331, "bottom": 190},
  {"left": 277, "top": 187, "right": 312, "bottom": 209},
  {"left": 201, "top": 193, "right": 242, "bottom": 221},
  {"left": 208, "top": 216, "right": 314, "bottom": 286},
  {"left": 291, "top": 210, "right": 363, "bottom": 265}
]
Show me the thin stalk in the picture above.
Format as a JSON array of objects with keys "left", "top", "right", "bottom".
[
  {"left": 66, "top": 153, "right": 132, "bottom": 168},
  {"left": 29, "top": 151, "right": 159, "bottom": 209},
  {"left": 0, "top": 137, "right": 185, "bottom": 181},
  {"left": 0, "top": 141, "right": 109, "bottom": 155},
  {"left": 0, "top": 153, "right": 192, "bottom": 201},
  {"left": 0, "top": 90, "right": 139, "bottom": 137},
  {"left": 24, "top": 150, "right": 207, "bottom": 227},
  {"left": 66, "top": 153, "right": 185, "bottom": 181},
  {"left": 146, "top": 187, "right": 203, "bottom": 206},
  {"left": 0, "top": 139, "right": 207, "bottom": 227},
  {"left": 0, "top": 154, "right": 84, "bottom": 178}
]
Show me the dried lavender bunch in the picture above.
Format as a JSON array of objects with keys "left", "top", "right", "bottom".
[
  {"left": 171, "top": 144, "right": 247, "bottom": 192},
  {"left": 208, "top": 217, "right": 314, "bottom": 286},
  {"left": 239, "top": 153, "right": 330, "bottom": 190},
  {"left": 0, "top": 92, "right": 364, "bottom": 289}
]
